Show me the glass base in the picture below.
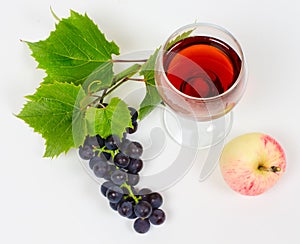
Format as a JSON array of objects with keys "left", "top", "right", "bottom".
[{"left": 163, "top": 109, "right": 233, "bottom": 149}]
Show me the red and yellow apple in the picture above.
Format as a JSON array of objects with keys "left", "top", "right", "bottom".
[{"left": 219, "top": 133, "right": 286, "bottom": 196}]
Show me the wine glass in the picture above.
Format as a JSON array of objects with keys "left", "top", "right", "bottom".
[{"left": 154, "top": 23, "right": 247, "bottom": 179}]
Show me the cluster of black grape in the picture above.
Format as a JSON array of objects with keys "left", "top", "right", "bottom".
[{"left": 79, "top": 107, "right": 166, "bottom": 234}]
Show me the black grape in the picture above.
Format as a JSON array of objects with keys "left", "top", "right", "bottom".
[
  {"left": 119, "top": 139, "right": 131, "bottom": 152},
  {"left": 137, "top": 188, "right": 152, "bottom": 201},
  {"left": 124, "top": 141, "right": 143, "bottom": 159},
  {"left": 96, "top": 135, "right": 105, "bottom": 148},
  {"left": 114, "top": 152, "right": 130, "bottom": 168},
  {"left": 134, "top": 201, "right": 152, "bottom": 219},
  {"left": 79, "top": 145, "right": 94, "bottom": 160},
  {"left": 93, "top": 161, "right": 109, "bottom": 178},
  {"left": 148, "top": 192, "right": 163, "bottom": 209},
  {"left": 117, "top": 200, "right": 134, "bottom": 218},
  {"left": 105, "top": 135, "right": 120, "bottom": 150},
  {"left": 126, "top": 121, "right": 138, "bottom": 134},
  {"left": 103, "top": 164, "right": 116, "bottom": 181},
  {"left": 89, "top": 156, "right": 106, "bottom": 170},
  {"left": 133, "top": 218, "right": 150, "bottom": 234},
  {"left": 111, "top": 170, "right": 127, "bottom": 185},
  {"left": 109, "top": 201, "right": 119, "bottom": 211},
  {"left": 127, "top": 158, "right": 143, "bottom": 174},
  {"left": 128, "top": 107, "right": 138, "bottom": 122},
  {"left": 106, "top": 186, "right": 123, "bottom": 203},
  {"left": 100, "top": 181, "right": 114, "bottom": 197},
  {"left": 149, "top": 209, "right": 166, "bottom": 225},
  {"left": 84, "top": 136, "right": 99, "bottom": 147},
  {"left": 127, "top": 173, "right": 140, "bottom": 186}
]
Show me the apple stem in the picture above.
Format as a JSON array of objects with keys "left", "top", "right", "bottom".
[{"left": 258, "top": 165, "right": 281, "bottom": 173}]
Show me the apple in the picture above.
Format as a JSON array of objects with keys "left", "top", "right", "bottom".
[{"left": 219, "top": 132, "right": 286, "bottom": 196}]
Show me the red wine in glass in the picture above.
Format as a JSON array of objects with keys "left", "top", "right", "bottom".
[
  {"left": 163, "top": 36, "right": 242, "bottom": 99},
  {"left": 155, "top": 25, "right": 246, "bottom": 122}
]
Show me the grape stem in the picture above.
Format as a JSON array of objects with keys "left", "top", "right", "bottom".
[
  {"left": 94, "top": 63, "right": 142, "bottom": 105},
  {"left": 102, "top": 77, "right": 130, "bottom": 98},
  {"left": 112, "top": 64, "right": 142, "bottom": 85},
  {"left": 127, "top": 78, "right": 145, "bottom": 82},
  {"left": 112, "top": 59, "right": 148, "bottom": 63},
  {"left": 93, "top": 146, "right": 118, "bottom": 158},
  {"left": 99, "top": 88, "right": 108, "bottom": 103},
  {"left": 81, "top": 78, "right": 129, "bottom": 109},
  {"left": 102, "top": 78, "right": 145, "bottom": 100},
  {"left": 121, "top": 182, "right": 140, "bottom": 204},
  {"left": 81, "top": 62, "right": 145, "bottom": 109}
]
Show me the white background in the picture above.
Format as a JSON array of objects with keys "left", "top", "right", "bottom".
[{"left": 1, "top": 0, "right": 300, "bottom": 243}]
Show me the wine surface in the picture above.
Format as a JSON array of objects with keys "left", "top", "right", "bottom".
[{"left": 163, "top": 36, "right": 242, "bottom": 98}]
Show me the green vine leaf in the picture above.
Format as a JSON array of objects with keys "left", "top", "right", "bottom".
[
  {"left": 86, "top": 97, "right": 132, "bottom": 139},
  {"left": 17, "top": 82, "right": 86, "bottom": 157},
  {"left": 17, "top": 10, "right": 168, "bottom": 158},
  {"left": 165, "top": 29, "right": 194, "bottom": 50},
  {"left": 25, "top": 10, "right": 119, "bottom": 88},
  {"left": 138, "top": 48, "right": 162, "bottom": 120}
]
